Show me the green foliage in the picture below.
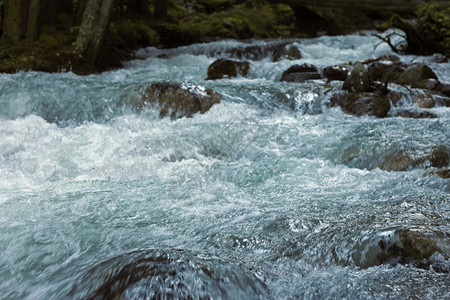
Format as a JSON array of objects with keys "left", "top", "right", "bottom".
[
  {"left": 39, "top": 33, "right": 59, "bottom": 48},
  {"left": 109, "top": 20, "right": 160, "bottom": 50},
  {"left": 184, "top": 0, "right": 296, "bottom": 40},
  {"left": 416, "top": 2, "right": 450, "bottom": 56}
]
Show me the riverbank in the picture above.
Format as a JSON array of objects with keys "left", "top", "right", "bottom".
[{"left": 0, "top": 0, "right": 408, "bottom": 75}]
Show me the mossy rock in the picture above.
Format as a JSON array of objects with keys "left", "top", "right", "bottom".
[
  {"left": 39, "top": 33, "right": 59, "bottom": 49},
  {"left": 222, "top": 17, "right": 255, "bottom": 39}
]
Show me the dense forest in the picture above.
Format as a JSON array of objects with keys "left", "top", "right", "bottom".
[{"left": 0, "top": 0, "right": 449, "bottom": 74}]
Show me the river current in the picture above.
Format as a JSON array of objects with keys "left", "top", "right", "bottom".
[{"left": 0, "top": 32, "right": 449, "bottom": 299}]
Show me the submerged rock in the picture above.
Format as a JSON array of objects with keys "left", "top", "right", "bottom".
[
  {"left": 391, "top": 109, "right": 438, "bottom": 119},
  {"left": 342, "top": 62, "right": 371, "bottom": 93},
  {"left": 425, "top": 168, "right": 450, "bottom": 179},
  {"left": 378, "top": 145, "right": 449, "bottom": 171},
  {"left": 353, "top": 228, "right": 449, "bottom": 271},
  {"left": 225, "top": 42, "right": 290, "bottom": 61},
  {"left": 138, "top": 82, "right": 221, "bottom": 119},
  {"left": 323, "top": 65, "right": 348, "bottom": 81},
  {"left": 280, "top": 63, "right": 321, "bottom": 83},
  {"left": 206, "top": 58, "right": 250, "bottom": 80},
  {"left": 398, "top": 229, "right": 449, "bottom": 261},
  {"left": 70, "top": 249, "right": 270, "bottom": 300},
  {"left": 272, "top": 45, "right": 302, "bottom": 62},
  {"left": 330, "top": 91, "right": 390, "bottom": 118}
]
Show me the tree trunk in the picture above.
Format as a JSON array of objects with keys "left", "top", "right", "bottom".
[
  {"left": 3, "top": 0, "right": 30, "bottom": 43},
  {"left": 75, "top": 0, "right": 114, "bottom": 65},
  {"left": 127, "top": 0, "right": 149, "bottom": 15},
  {"left": 26, "top": 0, "right": 41, "bottom": 42},
  {"left": 154, "top": 0, "right": 167, "bottom": 20},
  {"left": 138, "top": 0, "right": 148, "bottom": 13},
  {"left": 72, "top": 0, "right": 88, "bottom": 25}
]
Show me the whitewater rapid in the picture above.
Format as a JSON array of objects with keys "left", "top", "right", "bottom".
[{"left": 0, "top": 31, "right": 449, "bottom": 299}]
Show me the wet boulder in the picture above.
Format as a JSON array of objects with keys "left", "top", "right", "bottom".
[
  {"left": 435, "top": 83, "right": 450, "bottom": 98},
  {"left": 206, "top": 58, "right": 250, "bottom": 80},
  {"left": 367, "top": 62, "right": 405, "bottom": 84},
  {"left": 414, "top": 78, "right": 441, "bottom": 91},
  {"left": 396, "top": 64, "right": 438, "bottom": 88},
  {"left": 376, "top": 229, "right": 449, "bottom": 269},
  {"left": 330, "top": 91, "right": 391, "bottom": 118},
  {"left": 378, "top": 145, "right": 449, "bottom": 171},
  {"left": 342, "top": 62, "right": 371, "bottom": 93},
  {"left": 280, "top": 63, "right": 321, "bottom": 83},
  {"left": 272, "top": 45, "right": 302, "bottom": 62},
  {"left": 323, "top": 65, "right": 348, "bottom": 81},
  {"left": 139, "top": 82, "right": 221, "bottom": 119},
  {"left": 415, "top": 93, "right": 435, "bottom": 108}
]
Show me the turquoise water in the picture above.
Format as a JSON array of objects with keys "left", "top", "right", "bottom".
[{"left": 0, "top": 32, "right": 449, "bottom": 299}]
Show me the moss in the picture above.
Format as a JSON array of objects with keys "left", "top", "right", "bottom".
[
  {"left": 186, "top": 0, "right": 297, "bottom": 40},
  {"left": 108, "top": 20, "right": 160, "bottom": 50},
  {"left": 39, "top": 33, "right": 59, "bottom": 48},
  {"left": 164, "top": 0, "right": 188, "bottom": 21},
  {"left": 377, "top": 3, "right": 450, "bottom": 56},
  {"left": 416, "top": 3, "right": 450, "bottom": 56}
]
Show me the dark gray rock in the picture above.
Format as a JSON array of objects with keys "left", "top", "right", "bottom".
[
  {"left": 206, "top": 58, "right": 250, "bottom": 80},
  {"left": 367, "top": 62, "right": 405, "bottom": 83},
  {"left": 396, "top": 64, "right": 438, "bottom": 87},
  {"left": 323, "top": 65, "right": 348, "bottom": 81},
  {"left": 436, "top": 83, "right": 450, "bottom": 98},
  {"left": 280, "top": 64, "right": 321, "bottom": 83},
  {"left": 342, "top": 62, "right": 371, "bottom": 93}
]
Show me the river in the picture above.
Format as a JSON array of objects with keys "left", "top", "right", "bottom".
[{"left": 0, "top": 32, "right": 449, "bottom": 299}]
